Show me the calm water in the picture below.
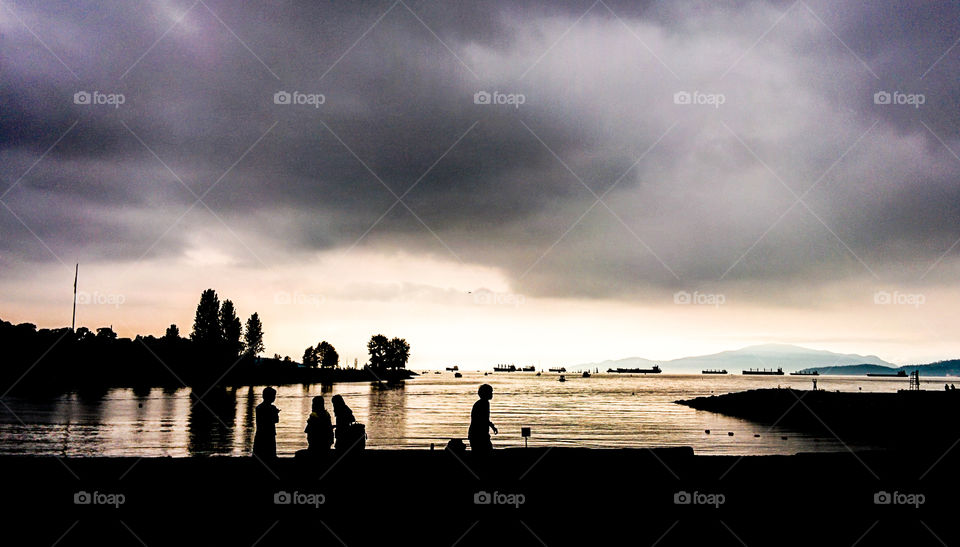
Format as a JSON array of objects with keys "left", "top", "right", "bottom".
[{"left": 0, "top": 372, "right": 942, "bottom": 457}]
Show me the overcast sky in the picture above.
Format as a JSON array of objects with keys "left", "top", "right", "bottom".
[{"left": 2, "top": 0, "right": 959, "bottom": 367}]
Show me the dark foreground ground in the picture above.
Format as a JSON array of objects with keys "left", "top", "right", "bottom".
[{"left": 4, "top": 447, "right": 959, "bottom": 546}]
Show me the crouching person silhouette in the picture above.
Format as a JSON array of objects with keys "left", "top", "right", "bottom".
[
  {"left": 253, "top": 387, "right": 279, "bottom": 459},
  {"left": 469, "top": 384, "right": 497, "bottom": 453},
  {"left": 332, "top": 395, "right": 365, "bottom": 452}
]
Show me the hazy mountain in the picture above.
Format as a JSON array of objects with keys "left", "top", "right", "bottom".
[{"left": 575, "top": 344, "right": 896, "bottom": 373}]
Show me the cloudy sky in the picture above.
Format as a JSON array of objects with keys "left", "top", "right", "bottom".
[{"left": 2, "top": 0, "right": 959, "bottom": 368}]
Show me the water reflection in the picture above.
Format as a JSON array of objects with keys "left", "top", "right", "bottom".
[
  {"left": 188, "top": 387, "right": 237, "bottom": 456},
  {"left": 366, "top": 382, "right": 406, "bottom": 447},
  {"left": 0, "top": 374, "right": 917, "bottom": 456},
  {"left": 241, "top": 386, "right": 256, "bottom": 455}
]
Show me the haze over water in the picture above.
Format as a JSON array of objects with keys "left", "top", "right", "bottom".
[{"left": 2, "top": 372, "right": 940, "bottom": 457}]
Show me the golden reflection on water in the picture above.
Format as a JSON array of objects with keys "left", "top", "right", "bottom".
[{"left": 0, "top": 373, "right": 927, "bottom": 456}]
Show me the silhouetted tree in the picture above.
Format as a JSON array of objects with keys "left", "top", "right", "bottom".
[
  {"left": 220, "top": 300, "right": 243, "bottom": 357},
  {"left": 96, "top": 327, "right": 117, "bottom": 340},
  {"left": 316, "top": 341, "right": 339, "bottom": 369},
  {"left": 388, "top": 337, "right": 410, "bottom": 369},
  {"left": 243, "top": 313, "right": 264, "bottom": 357},
  {"left": 164, "top": 324, "right": 180, "bottom": 341},
  {"left": 367, "top": 334, "right": 389, "bottom": 371},
  {"left": 191, "top": 289, "right": 222, "bottom": 346},
  {"left": 302, "top": 345, "right": 317, "bottom": 368}
]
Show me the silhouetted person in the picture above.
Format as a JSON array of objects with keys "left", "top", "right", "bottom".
[
  {"left": 332, "top": 395, "right": 364, "bottom": 450},
  {"left": 469, "top": 384, "right": 498, "bottom": 453},
  {"left": 253, "top": 387, "right": 279, "bottom": 459},
  {"left": 305, "top": 396, "right": 333, "bottom": 454}
]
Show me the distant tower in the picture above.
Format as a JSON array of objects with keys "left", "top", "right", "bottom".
[{"left": 909, "top": 370, "right": 920, "bottom": 391}]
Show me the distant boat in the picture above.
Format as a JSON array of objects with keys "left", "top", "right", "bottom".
[
  {"left": 791, "top": 370, "right": 819, "bottom": 376},
  {"left": 582, "top": 371, "right": 591, "bottom": 378},
  {"left": 454, "top": 372, "right": 462, "bottom": 378},
  {"left": 520, "top": 366, "right": 535, "bottom": 372},
  {"left": 548, "top": 367, "right": 566, "bottom": 373},
  {"left": 558, "top": 375, "right": 566, "bottom": 382},
  {"left": 702, "top": 369, "right": 728, "bottom": 375},
  {"left": 743, "top": 368, "right": 784, "bottom": 375},
  {"left": 867, "top": 370, "right": 907, "bottom": 377},
  {"left": 494, "top": 364, "right": 517, "bottom": 372},
  {"left": 446, "top": 366, "right": 459, "bottom": 371},
  {"left": 608, "top": 365, "right": 661, "bottom": 374}
]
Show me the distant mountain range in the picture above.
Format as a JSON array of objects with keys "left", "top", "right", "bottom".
[{"left": 574, "top": 344, "right": 898, "bottom": 373}]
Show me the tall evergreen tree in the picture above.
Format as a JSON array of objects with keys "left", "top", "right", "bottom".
[
  {"left": 243, "top": 313, "right": 265, "bottom": 357},
  {"left": 191, "top": 289, "right": 222, "bottom": 346},
  {"left": 219, "top": 299, "right": 243, "bottom": 357}
]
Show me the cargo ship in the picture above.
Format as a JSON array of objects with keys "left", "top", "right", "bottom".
[
  {"left": 742, "top": 368, "right": 784, "bottom": 375},
  {"left": 790, "top": 370, "right": 819, "bottom": 376},
  {"left": 494, "top": 364, "right": 517, "bottom": 372},
  {"left": 866, "top": 370, "right": 907, "bottom": 377},
  {"left": 702, "top": 369, "right": 728, "bottom": 375},
  {"left": 608, "top": 365, "right": 662, "bottom": 374}
]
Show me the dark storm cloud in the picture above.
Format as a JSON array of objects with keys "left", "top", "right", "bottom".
[{"left": 2, "top": 0, "right": 960, "bottom": 298}]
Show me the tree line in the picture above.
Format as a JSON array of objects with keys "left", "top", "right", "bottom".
[{"left": 0, "top": 288, "right": 412, "bottom": 392}]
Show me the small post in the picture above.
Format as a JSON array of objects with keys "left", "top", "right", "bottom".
[{"left": 521, "top": 427, "right": 531, "bottom": 448}]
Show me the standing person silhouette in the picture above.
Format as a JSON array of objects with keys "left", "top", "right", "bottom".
[
  {"left": 305, "top": 396, "right": 333, "bottom": 454},
  {"left": 469, "top": 384, "right": 498, "bottom": 453},
  {"left": 253, "top": 387, "right": 280, "bottom": 459}
]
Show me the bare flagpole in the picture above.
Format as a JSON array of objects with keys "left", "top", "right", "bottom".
[{"left": 71, "top": 264, "right": 78, "bottom": 331}]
